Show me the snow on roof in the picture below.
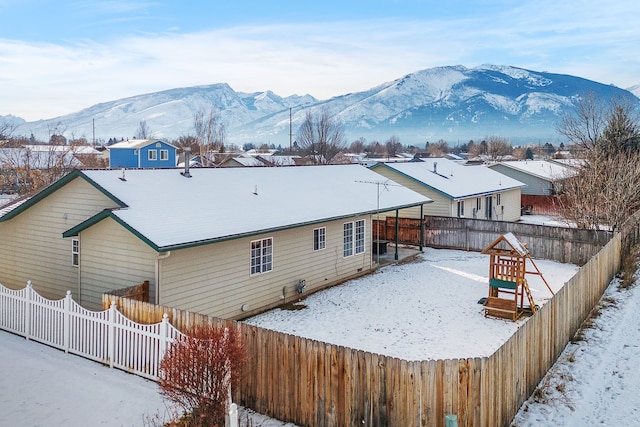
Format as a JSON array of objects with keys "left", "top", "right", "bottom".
[
  {"left": 108, "top": 139, "right": 175, "bottom": 150},
  {"left": 79, "top": 165, "right": 431, "bottom": 249},
  {"left": 25, "top": 145, "right": 100, "bottom": 155},
  {"left": 373, "top": 157, "right": 525, "bottom": 199},
  {"left": 0, "top": 196, "right": 30, "bottom": 218},
  {"left": 493, "top": 160, "right": 577, "bottom": 181},
  {"left": 229, "top": 156, "right": 268, "bottom": 167}
]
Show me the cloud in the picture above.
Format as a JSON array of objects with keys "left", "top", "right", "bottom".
[{"left": 1, "top": 6, "right": 639, "bottom": 121}]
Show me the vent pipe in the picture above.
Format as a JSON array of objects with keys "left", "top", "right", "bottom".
[
  {"left": 182, "top": 149, "right": 191, "bottom": 178},
  {"left": 433, "top": 161, "right": 438, "bottom": 174}
]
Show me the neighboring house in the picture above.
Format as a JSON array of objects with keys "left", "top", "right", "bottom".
[
  {"left": 488, "top": 160, "right": 576, "bottom": 215},
  {"left": 370, "top": 158, "right": 526, "bottom": 221},
  {"left": 0, "top": 165, "right": 430, "bottom": 319},
  {"left": 108, "top": 139, "right": 177, "bottom": 169},
  {"left": 219, "top": 155, "right": 272, "bottom": 167}
]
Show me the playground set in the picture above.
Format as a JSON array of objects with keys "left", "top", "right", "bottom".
[{"left": 481, "top": 232, "right": 554, "bottom": 321}]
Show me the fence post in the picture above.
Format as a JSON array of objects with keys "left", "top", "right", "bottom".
[
  {"left": 25, "top": 280, "right": 32, "bottom": 340},
  {"left": 108, "top": 300, "right": 116, "bottom": 368},
  {"left": 227, "top": 403, "right": 238, "bottom": 427},
  {"left": 159, "top": 313, "right": 169, "bottom": 360},
  {"left": 64, "top": 290, "right": 72, "bottom": 353}
]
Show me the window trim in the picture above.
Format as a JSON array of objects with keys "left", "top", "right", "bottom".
[
  {"left": 313, "top": 227, "right": 326, "bottom": 251},
  {"left": 148, "top": 149, "right": 157, "bottom": 161},
  {"left": 71, "top": 238, "right": 79, "bottom": 267},
  {"left": 250, "top": 237, "right": 273, "bottom": 275},
  {"left": 457, "top": 200, "right": 465, "bottom": 218},
  {"left": 355, "top": 219, "right": 365, "bottom": 254},
  {"left": 344, "top": 219, "right": 366, "bottom": 257},
  {"left": 343, "top": 222, "right": 354, "bottom": 257},
  {"left": 160, "top": 149, "right": 169, "bottom": 161}
]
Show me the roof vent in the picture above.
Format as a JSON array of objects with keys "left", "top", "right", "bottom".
[
  {"left": 433, "top": 162, "right": 438, "bottom": 173},
  {"left": 253, "top": 185, "right": 258, "bottom": 195},
  {"left": 119, "top": 168, "right": 126, "bottom": 181}
]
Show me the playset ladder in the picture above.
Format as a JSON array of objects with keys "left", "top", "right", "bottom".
[{"left": 522, "top": 280, "right": 537, "bottom": 314}]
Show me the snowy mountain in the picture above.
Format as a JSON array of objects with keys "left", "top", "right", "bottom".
[{"left": 7, "top": 65, "right": 639, "bottom": 146}]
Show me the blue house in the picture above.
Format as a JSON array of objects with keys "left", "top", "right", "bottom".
[{"left": 108, "top": 139, "right": 177, "bottom": 169}]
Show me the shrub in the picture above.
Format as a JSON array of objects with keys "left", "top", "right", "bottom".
[{"left": 158, "top": 323, "right": 246, "bottom": 427}]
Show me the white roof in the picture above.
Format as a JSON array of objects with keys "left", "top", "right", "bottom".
[
  {"left": 231, "top": 156, "right": 267, "bottom": 167},
  {"left": 493, "top": 160, "right": 576, "bottom": 181},
  {"left": 79, "top": 165, "right": 431, "bottom": 250},
  {"left": 373, "top": 158, "right": 525, "bottom": 199},
  {"left": 0, "top": 196, "right": 30, "bottom": 218},
  {"left": 108, "top": 139, "right": 174, "bottom": 150}
]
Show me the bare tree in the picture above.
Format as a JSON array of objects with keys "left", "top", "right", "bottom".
[
  {"left": 556, "top": 149, "right": 640, "bottom": 230},
  {"left": 556, "top": 95, "right": 640, "bottom": 229},
  {"left": 349, "top": 137, "right": 366, "bottom": 154},
  {"left": 193, "top": 108, "right": 226, "bottom": 166},
  {"left": 135, "top": 120, "right": 153, "bottom": 140},
  {"left": 296, "top": 107, "right": 346, "bottom": 164},
  {"left": 485, "top": 135, "right": 513, "bottom": 161},
  {"left": 427, "top": 139, "right": 450, "bottom": 157},
  {"left": 0, "top": 119, "right": 17, "bottom": 141},
  {"left": 385, "top": 135, "right": 403, "bottom": 158},
  {"left": 557, "top": 92, "right": 608, "bottom": 152}
]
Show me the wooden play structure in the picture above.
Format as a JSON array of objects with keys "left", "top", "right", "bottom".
[{"left": 482, "top": 232, "right": 554, "bottom": 321}]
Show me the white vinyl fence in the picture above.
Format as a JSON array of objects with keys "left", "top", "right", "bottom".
[{"left": 0, "top": 280, "right": 183, "bottom": 381}]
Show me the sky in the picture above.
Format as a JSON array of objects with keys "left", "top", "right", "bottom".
[{"left": 1, "top": 0, "right": 639, "bottom": 122}]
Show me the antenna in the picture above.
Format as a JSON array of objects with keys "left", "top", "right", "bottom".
[
  {"left": 355, "top": 179, "right": 402, "bottom": 264},
  {"left": 289, "top": 107, "right": 292, "bottom": 152}
]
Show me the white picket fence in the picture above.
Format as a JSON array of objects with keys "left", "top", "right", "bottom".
[
  {"left": 0, "top": 280, "right": 240, "bottom": 426},
  {"left": 0, "top": 280, "right": 183, "bottom": 381}
]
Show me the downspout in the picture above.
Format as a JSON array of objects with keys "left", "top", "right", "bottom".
[
  {"left": 420, "top": 204, "right": 424, "bottom": 252},
  {"left": 155, "top": 251, "right": 171, "bottom": 304},
  {"left": 395, "top": 209, "right": 399, "bottom": 261}
]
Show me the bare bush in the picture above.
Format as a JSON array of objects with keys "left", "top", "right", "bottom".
[{"left": 158, "top": 324, "right": 246, "bottom": 427}]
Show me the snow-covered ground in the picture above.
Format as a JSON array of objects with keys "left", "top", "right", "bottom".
[
  {"left": 245, "top": 248, "right": 578, "bottom": 360},
  {"left": 512, "top": 275, "right": 640, "bottom": 426},
  {"left": 1, "top": 246, "right": 637, "bottom": 426}
]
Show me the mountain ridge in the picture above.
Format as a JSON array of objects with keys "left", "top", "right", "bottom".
[{"left": 5, "top": 65, "right": 638, "bottom": 146}]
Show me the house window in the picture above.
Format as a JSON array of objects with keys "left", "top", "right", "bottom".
[
  {"left": 355, "top": 220, "right": 365, "bottom": 254},
  {"left": 160, "top": 149, "right": 169, "bottom": 161},
  {"left": 343, "top": 220, "right": 365, "bottom": 257},
  {"left": 250, "top": 237, "right": 273, "bottom": 275},
  {"left": 71, "top": 239, "right": 79, "bottom": 267},
  {"left": 476, "top": 198, "right": 482, "bottom": 211},
  {"left": 457, "top": 200, "right": 465, "bottom": 217},
  {"left": 313, "top": 227, "right": 326, "bottom": 251},
  {"left": 148, "top": 150, "right": 157, "bottom": 160},
  {"left": 343, "top": 222, "right": 354, "bottom": 257},
  {"left": 496, "top": 193, "right": 502, "bottom": 205}
]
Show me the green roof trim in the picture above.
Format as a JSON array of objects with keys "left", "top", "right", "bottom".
[
  {"left": 0, "top": 169, "right": 126, "bottom": 223},
  {"left": 369, "top": 162, "right": 456, "bottom": 200},
  {"left": 62, "top": 209, "right": 161, "bottom": 251}
]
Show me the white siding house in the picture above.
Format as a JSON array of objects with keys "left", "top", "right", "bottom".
[
  {"left": 0, "top": 165, "right": 430, "bottom": 318},
  {"left": 370, "top": 158, "right": 526, "bottom": 221}
]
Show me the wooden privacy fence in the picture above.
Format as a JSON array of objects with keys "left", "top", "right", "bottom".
[
  {"left": 103, "top": 218, "right": 626, "bottom": 427},
  {"left": 0, "top": 280, "right": 182, "bottom": 381},
  {"left": 374, "top": 215, "right": 611, "bottom": 265}
]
